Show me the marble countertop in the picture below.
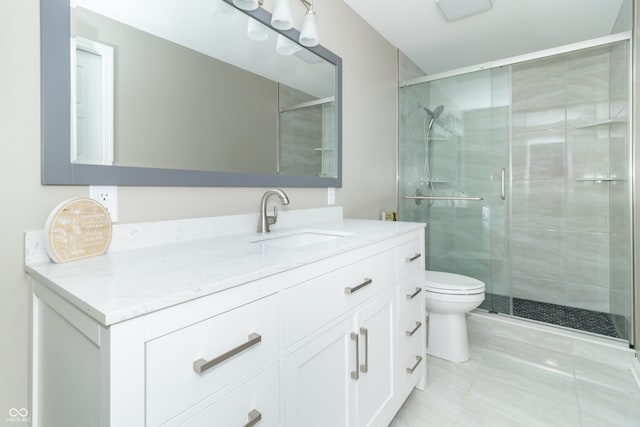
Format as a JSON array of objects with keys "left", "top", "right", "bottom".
[{"left": 25, "top": 208, "right": 424, "bottom": 326}]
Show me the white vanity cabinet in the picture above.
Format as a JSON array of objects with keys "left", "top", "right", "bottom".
[
  {"left": 27, "top": 215, "right": 425, "bottom": 427},
  {"left": 283, "top": 289, "right": 394, "bottom": 427},
  {"left": 394, "top": 234, "right": 427, "bottom": 403}
]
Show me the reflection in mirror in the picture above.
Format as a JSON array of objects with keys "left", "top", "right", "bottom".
[
  {"left": 70, "top": 0, "right": 336, "bottom": 177},
  {"left": 40, "top": 0, "right": 341, "bottom": 187}
]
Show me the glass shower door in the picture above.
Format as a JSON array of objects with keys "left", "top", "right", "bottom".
[{"left": 398, "top": 67, "right": 511, "bottom": 313}]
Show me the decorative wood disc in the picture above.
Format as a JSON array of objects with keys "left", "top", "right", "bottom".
[{"left": 45, "top": 198, "right": 113, "bottom": 263}]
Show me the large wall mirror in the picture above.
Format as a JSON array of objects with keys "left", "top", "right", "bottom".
[{"left": 41, "top": 0, "right": 342, "bottom": 187}]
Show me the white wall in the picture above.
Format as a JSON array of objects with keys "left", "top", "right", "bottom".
[{"left": 0, "top": 0, "right": 398, "bottom": 416}]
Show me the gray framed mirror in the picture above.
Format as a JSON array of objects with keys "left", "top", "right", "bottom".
[{"left": 41, "top": 0, "right": 342, "bottom": 187}]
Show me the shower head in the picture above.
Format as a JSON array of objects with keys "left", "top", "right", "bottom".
[{"left": 423, "top": 105, "right": 445, "bottom": 119}]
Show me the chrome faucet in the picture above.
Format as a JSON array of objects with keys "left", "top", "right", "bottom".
[{"left": 257, "top": 189, "right": 290, "bottom": 233}]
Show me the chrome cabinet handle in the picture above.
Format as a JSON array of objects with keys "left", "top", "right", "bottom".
[
  {"left": 501, "top": 168, "right": 506, "bottom": 200},
  {"left": 406, "top": 287, "right": 421, "bottom": 300},
  {"left": 193, "top": 333, "right": 261, "bottom": 375},
  {"left": 405, "top": 253, "right": 421, "bottom": 263},
  {"left": 405, "top": 321, "right": 422, "bottom": 337},
  {"left": 350, "top": 332, "right": 360, "bottom": 380},
  {"left": 345, "top": 278, "right": 372, "bottom": 294},
  {"left": 243, "top": 409, "right": 262, "bottom": 427},
  {"left": 359, "top": 327, "right": 369, "bottom": 373},
  {"left": 406, "top": 355, "right": 423, "bottom": 374}
]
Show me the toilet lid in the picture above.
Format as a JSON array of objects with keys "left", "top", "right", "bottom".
[{"left": 424, "top": 271, "right": 485, "bottom": 295}]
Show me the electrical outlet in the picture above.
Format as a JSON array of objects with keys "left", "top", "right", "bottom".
[
  {"left": 89, "top": 186, "right": 118, "bottom": 222},
  {"left": 327, "top": 187, "right": 335, "bottom": 205}
]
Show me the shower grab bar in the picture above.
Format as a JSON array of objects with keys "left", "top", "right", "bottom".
[
  {"left": 402, "top": 196, "right": 484, "bottom": 201},
  {"left": 501, "top": 168, "right": 506, "bottom": 200}
]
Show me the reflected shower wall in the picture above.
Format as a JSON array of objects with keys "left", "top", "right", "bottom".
[
  {"left": 399, "top": 37, "right": 632, "bottom": 341},
  {"left": 278, "top": 84, "right": 336, "bottom": 178}
]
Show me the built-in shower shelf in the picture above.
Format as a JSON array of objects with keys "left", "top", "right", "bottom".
[
  {"left": 427, "top": 137, "right": 451, "bottom": 141},
  {"left": 313, "top": 148, "right": 334, "bottom": 151},
  {"left": 575, "top": 177, "right": 625, "bottom": 182},
  {"left": 575, "top": 119, "right": 626, "bottom": 129}
]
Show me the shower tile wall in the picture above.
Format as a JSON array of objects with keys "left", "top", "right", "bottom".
[
  {"left": 279, "top": 85, "right": 334, "bottom": 177},
  {"left": 510, "top": 44, "right": 630, "bottom": 321}
]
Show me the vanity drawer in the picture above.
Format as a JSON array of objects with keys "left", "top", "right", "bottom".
[
  {"left": 397, "top": 275, "right": 424, "bottom": 318},
  {"left": 283, "top": 248, "right": 395, "bottom": 347},
  {"left": 180, "top": 363, "right": 279, "bottom": 427},
  {"left": 146, "top": 294, "right": 279, "bottom": 426},
  {"left": 397, "top": 238, "right": 423, "bottom": 281},
  {"left": 397, "top": 305, "right": 425, "bottom": 387}
]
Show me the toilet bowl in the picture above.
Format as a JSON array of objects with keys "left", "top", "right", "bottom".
[{"left": 424, "top": 271, "right": 485, "bottom": 363}]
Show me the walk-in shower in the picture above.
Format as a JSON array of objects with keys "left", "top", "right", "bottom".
[{"left": 398, "top": 33, "right": 633, "bottom": 343}]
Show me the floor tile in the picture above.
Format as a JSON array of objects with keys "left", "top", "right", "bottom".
[
  {"left": 577, "top": 381, "right": 640, "bottom": 427},
  {"left": 392, "top": 315, "right": 638, "bottom": 427}
]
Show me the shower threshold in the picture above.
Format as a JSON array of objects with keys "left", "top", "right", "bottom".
[{"left": 480, "top": 293, "right": 626, "bottom": 339}]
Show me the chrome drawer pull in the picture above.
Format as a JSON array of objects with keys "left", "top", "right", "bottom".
[
  {"left": 359, "top": 327, "right": 369, "bottom": 373},
  {"left": 344, "top": 278, "right": 372, "bottom": 294},
  {"left": 405, "top": 253, "right": 421, "bottom": 263},
  {"left": 405, "top": 321, "right": 422, "bottom": 337},
  {"left": 406, "top": 287, "right": 421, "bottom": 300},
  {"left": 243, "top": 409, "right": 262, "bottom": 427},
  {"left": 193, "top": 333, "right": 261, "bottom": 375},
  {"left": 350, "top": 332, "right": 359, "bottom": 380},
  {"left": 406, "top": 355, "right": 423, "bottom": 374}
]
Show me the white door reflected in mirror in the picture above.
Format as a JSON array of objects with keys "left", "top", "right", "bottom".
[{"left": 71, "top": 37, "right": 114, "bottom": 166}]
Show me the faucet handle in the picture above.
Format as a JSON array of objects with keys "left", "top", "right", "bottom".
[{"left": 267, "top": 206, "right": 278, "bottom": 226}]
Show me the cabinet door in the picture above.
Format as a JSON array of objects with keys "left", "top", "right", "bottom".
[
  {"left": 354, "top": 291, "right": 394, "bottom": 427},
  {"left": 283, "top": 320, "right": 355, "bottom": 427}
]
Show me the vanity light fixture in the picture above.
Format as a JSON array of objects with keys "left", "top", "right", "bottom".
[
  {"left": 435, "top": 0, "right": 492, "bottom": 22},
  {"left": 233, "top": 0, "right": 261, "bottom": 11},
  {"left": 234, "top": 0, "right": 320, "bottom": 47},
  {"left": 271, "top": 0, "right": 320, "bottom": 47},
  {"left": 271, "top": 0, "right": 294, "bottom": 30},
  {"left": 297, "top": 1, "right": 319, "bottom": 47}
]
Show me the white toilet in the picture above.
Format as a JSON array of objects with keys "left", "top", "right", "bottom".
[{"left": 424, "top": 271, "right": 485, "bottom": 363}]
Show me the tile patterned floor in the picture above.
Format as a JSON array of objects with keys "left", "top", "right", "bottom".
[
  {"left": 480, "top": 294, "right": 626, "bottom": 339},
  {"left": 390, "top": 313, "right": 640, "bottom": 427}
]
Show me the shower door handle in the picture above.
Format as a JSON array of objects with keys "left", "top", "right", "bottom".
[{"left": 500, "top": 168, "right": 506, "bottom": 200}]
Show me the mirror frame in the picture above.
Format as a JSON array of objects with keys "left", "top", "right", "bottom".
[{"left": 41, "top": 0, "right": 342, "bottom": 187}]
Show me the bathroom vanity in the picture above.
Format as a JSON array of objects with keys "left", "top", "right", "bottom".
[{"left": 25, "top": 207, "right": 425, "bottom": 426}]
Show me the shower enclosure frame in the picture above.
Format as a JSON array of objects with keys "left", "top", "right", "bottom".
[{"left": 397, "top": 31, "right": 636, "bottom": 346}]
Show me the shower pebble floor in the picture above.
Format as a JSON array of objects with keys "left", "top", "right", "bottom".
[
  {"left": 390, "top": 313, "right": 640, "bottom": 427},
  {"left": 482, "top": 294, "right": 625, "bottom": 338}
]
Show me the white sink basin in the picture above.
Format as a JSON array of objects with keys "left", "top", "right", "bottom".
[{"left": 251, "top": 229, "right": 354, "bottom": 249}]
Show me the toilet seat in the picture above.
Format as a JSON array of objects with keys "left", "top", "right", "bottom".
[{"left": 424, "top": 271, "right": 485, "bottom": 295}]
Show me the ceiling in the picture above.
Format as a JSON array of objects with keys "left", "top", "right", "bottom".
[{"left": 342, "top": 0, "right": 628, "bottom": 77}]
